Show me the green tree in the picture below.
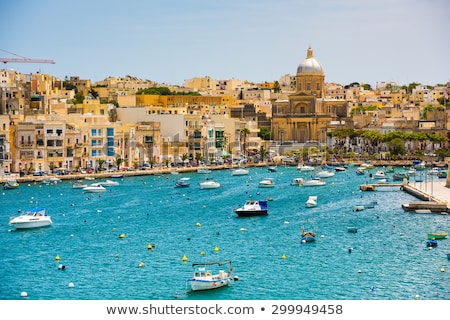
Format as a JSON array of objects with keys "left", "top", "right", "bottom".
[
  {"left": 258, "top": 127, "right": 272, "bottom": 140},
  {"left": 387, "top": 138, "right": 407, "bottom": 155},
  {"left": 272, "top": 81, "right": 281, "bottom": 93}
]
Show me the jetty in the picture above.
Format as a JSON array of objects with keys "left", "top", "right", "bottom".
[{"left": 360, "top": 177, "right": 450, "bottom": 214}]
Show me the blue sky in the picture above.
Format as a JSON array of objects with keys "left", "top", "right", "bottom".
[{"left": 1, "top": 0, "right": 449, "bottom": 87}]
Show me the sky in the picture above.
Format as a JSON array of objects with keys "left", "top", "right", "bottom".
[{"left": 1, "top": 0, "right": 449, "bottom": 88}]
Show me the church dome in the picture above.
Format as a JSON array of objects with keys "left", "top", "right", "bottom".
[{"left": 297, "top": 46, "right": 324, "bottom": 75}]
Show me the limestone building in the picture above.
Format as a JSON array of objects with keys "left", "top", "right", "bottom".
[{"left": 272, "top": 46, "right": 348, "bottom": 144}]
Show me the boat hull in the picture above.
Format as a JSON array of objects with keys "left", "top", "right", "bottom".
[
  {"left": 427, "top": 233, "right": 448, "bottom": 240},
  {"left": 11, "top": 219, "right": 52, "bottom": 229},
  {"left": 187, "top": 278, "right": 231, "bottom": 291},
  {"left": 234, "top": 209, "right": 268, "bottom": 217}
]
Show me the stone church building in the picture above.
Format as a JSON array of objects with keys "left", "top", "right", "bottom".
[{"left": 272, "top": 46, "right": 348, "bottom": 144}]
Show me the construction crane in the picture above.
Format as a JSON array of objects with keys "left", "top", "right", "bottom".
[{"left": 0, "top": 49, "right": 55, "bottom": 64}]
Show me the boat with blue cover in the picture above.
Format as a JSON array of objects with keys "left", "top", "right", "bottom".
[{"left": 234, "top": 199, "right": 268, "bottom": 217}]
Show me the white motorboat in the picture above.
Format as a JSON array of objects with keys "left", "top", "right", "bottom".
[
  {"left": 297, "top": 164, "right": 315, "bottom": 171},
  {"left": 175, "top": 177, "right": 190, "bottom": 187},
  {"left": 99, "top": 180, "right": 120, "bottom": 187},
  {"left": 302, "top": 179, "right": 326, "bottom": 187},
  {"left": 234, "top": 199, "right": 268, "bottom": 217},
  {"left": 83, "top": 183, "right": 106, "bottom": 193},
  {"left": 291, "top": 178, "right": 305, "bottom": 186},
  {"left": 9, "top": 207, "right": 52, "bottom": 229},
  {"left": 259, "top": 178, "right": 275, "bottom": 188},
  {"left": 197, "top": 168, "right": 211, "bottom": 174},
  {"left": 231, "top": 166, "right": 249, "bottom": 176},
  {"left": 305, "top": 196, "right": 318, "bottom": 208},
  {"left": 372, "top": 170, "right": 388, "bottom": 179},
  {"left": 317, "top": 170, "right": 335, "bottom": 178},
  {"left": 335, "top": 166, "right": 346, "bottom": 172},
  {"left": 199, "top": 179, "right": 221, "bottom": 189},
  {"left": 186, "top": 260, "right": 233, "bottom": 291}
]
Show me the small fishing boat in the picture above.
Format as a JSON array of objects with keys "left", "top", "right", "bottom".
[
  {"left": 186, "top": 260, "right": 233, "bottom": 291},
  {"left": 426, "top": 239, "right": 438, "bottom": 247},
  {"left": 353, "top": 205, "right": 365, "bottom": 212},
  {"left": 305, "top": 196, "right": 317, "bottom": 208},
  {"left": 234, "top": 199, "right": 268, "bottom": 217},
  {"left": 9, "top": 207, "right": 52, "bottom": 229},
  {"left": 356, "top": 168, "right": 365, "bottom": 175},
  {"left": 301, "top": 222, "right": 316, "bottom": 243},
  {"left": 427, "top": 232, "right": 448, "bottom": 240},
  {"left": 3, "top": 179, "right": 19, "bottom": 190},
  {"left": 267, "top": 166, "right": 277, "bottom": 172},
  {"left": 347, "top": 227, "right": 358, "bottom": 233}
]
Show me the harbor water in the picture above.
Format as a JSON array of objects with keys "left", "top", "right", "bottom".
[{"left": 1, "top": 166, "right": 449, "bottom": 300}]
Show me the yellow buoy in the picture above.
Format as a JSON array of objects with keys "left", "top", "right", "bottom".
[
  {"left": 240, "top": 228, "right": 246, "bottom": 232},
  {"left": 115, "top": 254, "right": 119, "bottom": 258},
  {"left": 203, "top": 205, "right": 206, "bottom": 208},
  {"left": 119, "top": 233, "right": 125, "bottom": 238},
  {"left": 358, "top": 269, "right": 362, "bottom": 273},
  {"left": 139, "top": 262, "right": 145, "bottom": 267},
  {"left": 196, "top": 222, "right": 201, "bottom": 227},
  {"left": 214, "top": 246, "right": 219, "bottom": 252},
  {"left": 281, "top": 254, "right": 286, "bottom": 259},
  {"left": 55, "top": 255, "right": 60, "bottom": 261},
  {"left": 440, "top": 268, "right": 445, "bottom": 272},
  {"left": 147, "top": 244, "right": 153, "bottom": 250},
  {"left": 200, "top": 251, "right": 205, "bottom": 256},
  {"left": 182, "top": 255, "right": 187, "bottom": 262}
]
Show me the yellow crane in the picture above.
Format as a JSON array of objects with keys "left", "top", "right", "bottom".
[{"left": 0, "top": 49, "right": 55, "bottom": 64}]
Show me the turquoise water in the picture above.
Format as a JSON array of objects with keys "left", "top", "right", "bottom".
[{"left": 1, "top": 166, "right": 449, "bottom": 300}]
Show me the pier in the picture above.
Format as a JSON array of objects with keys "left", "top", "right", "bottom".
[{"left": 360, "top": 178, "right": 450, "bottom": 214}]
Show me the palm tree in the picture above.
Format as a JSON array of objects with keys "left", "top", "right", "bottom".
[{"left": 240, "top": 128, "right": 250, "bottom": 157}]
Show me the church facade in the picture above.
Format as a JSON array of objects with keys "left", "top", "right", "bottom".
[{"left": 272, "top": 46, "right": 348, "bottom": 144}]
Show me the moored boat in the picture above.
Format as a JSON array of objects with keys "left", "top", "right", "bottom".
[
  {"left": 199, "top": 178, "right": 220, "bottom": 189},
  {"left": 427, "top": 232, "right": 448, "bottom": 240},
  {"left": 301, "top": 222, "right": 316, "bottom": 242},
  {"left": 234, "top": 199, "right": 268, "bottom": 217},
  {"left": 297, "top": 164, "right": 315, "bottom": 171},
  {"left": 175, "top": 177, "right": 190, "bottom": 187},
  {"left": 83, "top": 183, "right": 106, "bottom": 193},
  {"left": 317, "top": 170, "right": 335, "bottom": 178},
  {"left": 259, "top": 178, "right": 275, "bottom": 188},
  {"left": 305, "top": 196, "right": 317, "bottom": 208},
  {"left": 302, "top": 179, "right": 326, "bottom": 187},
  {"left": 9, "top": 207, "right": 52, "bottom": 229},
  {"left": 72, "top": 180, "right": 88, "bottom": 189},
  {"left": 3, "top": 179, "right": 19, "bottom": 190},
  {"left": 186, "top": 260, "right": 233, "bottom": 291},
  {"left": 291, "top": 177, "right": 304, "bottom": 186},
  {"left": 231, "top": 166, "right": 249, "bottom": 176},
  {"left": 99, "top": 180, "right": 120, "bottom": 187}
]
